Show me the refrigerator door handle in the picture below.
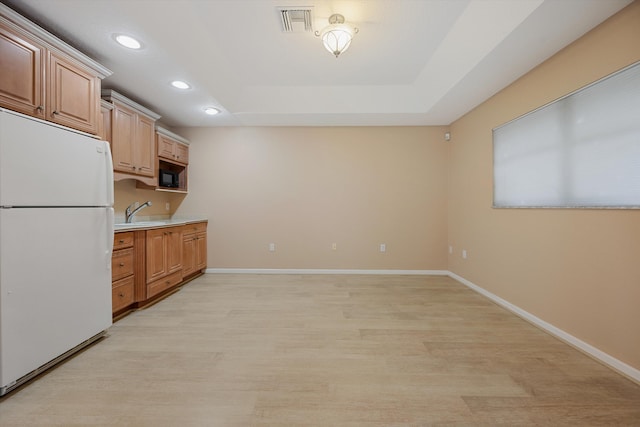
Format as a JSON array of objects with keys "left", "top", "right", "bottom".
[
  {"left": 104, "top": 141, "right": 114, "bottom": 206},
  {"left": 106, "top": 207, "right": 114, "bottom": 270}
]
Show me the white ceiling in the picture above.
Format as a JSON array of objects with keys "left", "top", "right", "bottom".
[{"left": 4, "top": 0, "right": 632, "bottom": 128}]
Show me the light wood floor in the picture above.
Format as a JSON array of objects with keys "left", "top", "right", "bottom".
[{"left": 1, "top": 274, "right": 639, "bottom": 426}]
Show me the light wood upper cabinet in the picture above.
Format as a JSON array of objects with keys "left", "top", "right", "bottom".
[
  {"left": 0, "top": 21, "right": 44, "bottom": 117},
  {"left": 98, "top": 99, "right": 113, "bottom": 143},
  {"left": 135, "top": 114, "right": 156, "bottom": 176},
  {"left": 0, "top": 5, "right": 111, "bottom": 133},
  {"left": 102, "top": 90, "right": 161, "bottom": 186},
  {"left": 176, "top": 143, "right": 189, "bottom": 164},
  {"left": 156, "top": 126, "right": 190, "bottom": 192},
  {"left": 111, "top": 101, "right": 136, "bottom": 172},
  {"left": 47, "top": 51, "right": 100, "bottom": 133},
  {"left": 157, "top": 128, "right": 189, "bottom": 165}
]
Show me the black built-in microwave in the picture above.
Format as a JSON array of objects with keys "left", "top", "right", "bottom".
[{"left": 159, "top": 169, "right": 179, "bottom": 188}]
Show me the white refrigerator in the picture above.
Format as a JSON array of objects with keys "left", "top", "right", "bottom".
[{"left": 0, "top": 108, "right": 114, "bottom": 396}]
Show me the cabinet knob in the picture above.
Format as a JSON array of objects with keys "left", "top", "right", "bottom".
[
  {"left": 52, "top": 110, "right": 59, "bottom": 115},
  {"left": 118, "top": 292, "right": 125, "bottom": 298},
  {"left": 36, "top": 105, "right": 44, "bottom": 111},
  {"left": 131, "top": 166, "right": 136, "bottom": 170},
  {"left": 119, "top": 262, "right": 125, "bottom": 267},
  {"left": 118, "top": 239, "right": 125, "bottom": 243}
]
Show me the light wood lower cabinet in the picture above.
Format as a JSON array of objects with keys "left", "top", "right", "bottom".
[
  {"left": 112, "top": 222, "right": 207, "bottom": 318},
  {"left": 182, "top": 222, "right": 207, "bottom": 279},
  {"left": 111, "top": 232, "right": 135, "bottom": 314},
  {"left": 112, "top": 276, "right": 135, "bottom": 313},
  {"left": 145, "top": 226, "right": 182, "bottom": 299}
]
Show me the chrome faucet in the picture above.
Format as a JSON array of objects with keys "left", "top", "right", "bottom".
[{"left": 125, "top": 201, "right": 152, "bottom": 223}]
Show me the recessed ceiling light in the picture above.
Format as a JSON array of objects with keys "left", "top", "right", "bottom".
[
  {"left": 171, "top": 80, "right": 190, "bottom": 90},
  {"left": 114, "top": 34, "right": 142, "bottom": 49},
  {"left": 204, "top": 107, "right": 220, "bottom": 115}
]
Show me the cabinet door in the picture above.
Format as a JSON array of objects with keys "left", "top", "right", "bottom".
[
  {"left": 48, "top": 51, "right": 99, "bottom": 134},
  {"left": 112, "top": 103, "right": 136, "bottom": 173},
  {"left": 146, "top": 228, "right": 166, "bottom": 283},
  {"left": 98, "top": 102, "right": 112, "bottom": 142},
  {"left": 0, "top": 22, "right": 45, "bottom": 117},
  {"left": 157, "top": 134, "right": 175, "bottom": 160},
  {"left": 175, "top": 143, "right": 189, "bottom": 165},
  {"left": 135, "top": 114, "right": 156, "bottom": 177},
  {"left": 182, "top": 232, "right": 195, "bottom": 277},
  {"left": 196, "top": 231, "right": 207, "bottom": 270},
  {"left": 166, "top": 228, "right": 183, "bottom": 274}
]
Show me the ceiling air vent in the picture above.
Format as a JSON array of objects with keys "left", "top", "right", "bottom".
[{"left": 278, "top": 7, "right": 314, "bottom": 32}]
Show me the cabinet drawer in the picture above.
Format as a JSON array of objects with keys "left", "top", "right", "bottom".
[
  {"left": 112, "top": 275, "right": 135, "bottom": 312},
  {"left": 113, "top": 231, "right": 134, "bottom": 250},
  {"left": 147, "top": 270, "right": 182, "bottom": 299},
  {"left": 111, "top": 247, "right": 134, "bottom": 280},
  {"left": 183, "top": 222, "right": 207, "bottom": 234}
]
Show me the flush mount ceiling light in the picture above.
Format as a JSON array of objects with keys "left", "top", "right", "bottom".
[
  {"left": 171, "top": 80, "right": 190, "bottom": 90},
  {"left": 315, "top": 14, "right": 358, "bottom": 58},
  {"left": 204, "top": 107, "right": 220, "bottom": 116},
  {"left": 114, "top": 34, "right": 142, "bottom": 50}
]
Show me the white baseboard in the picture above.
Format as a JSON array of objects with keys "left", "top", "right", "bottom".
[
  {"left": 448, "top": 272, "right": 640, "bottom": 385},
  {"left": 203, "top": 267, "right": 639, "bottom": 384},
  {"left": 205, "top": 268, "right": 449, "bottom": 275}
]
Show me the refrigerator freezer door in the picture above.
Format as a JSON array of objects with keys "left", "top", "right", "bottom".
[
  {"left": 0, "top": 109, "right": 113, "bottom": 207},
  {"left": 0, "top": 207, "right": 112, "bottom": 390}
]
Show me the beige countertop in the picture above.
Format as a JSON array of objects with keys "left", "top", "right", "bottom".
[{"left": 114, "top": 216, "right": 208, "bottom": 232}]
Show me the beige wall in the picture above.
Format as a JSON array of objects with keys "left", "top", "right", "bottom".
[
  {"left": 113, "top": 180, "right": 185, "bottom": 220},
  {"left": 114, "top": 2, "right": 640, "bottom": 374},
  {"left": 175, "top": 126, "right": 449, "bottom": 270},
  {"left": 448, "top": 2, "right": 640, "bottom": 371}
]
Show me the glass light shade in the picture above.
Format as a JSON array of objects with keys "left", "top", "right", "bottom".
[
  {"left": 320, "top": 24, "right": 354, "bottom": 57},
  {"left": 115, "top": 34, "right": 141, "bottom": 49},
  {"left": 171, "top": 80, "right": 190, "bottom": 90}
]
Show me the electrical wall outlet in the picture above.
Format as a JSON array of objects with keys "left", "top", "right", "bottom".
[
  {"left": 332, "top": 243, "right": 337, "bottom": 251},
  {"left": 462, "top": 249, "right": 467, "bottom": 259},
  {"left": 379, "top": 243, "right": 386, "bottom": 253},
  {"left": 269, "top": 243, "right": 276, "bottom": 252},
  {"left": 165, "top": 202, "right": 170, "bottom": 211},
  {"left": 449, "top": 245, "right": 453, "bottom": 254}
]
